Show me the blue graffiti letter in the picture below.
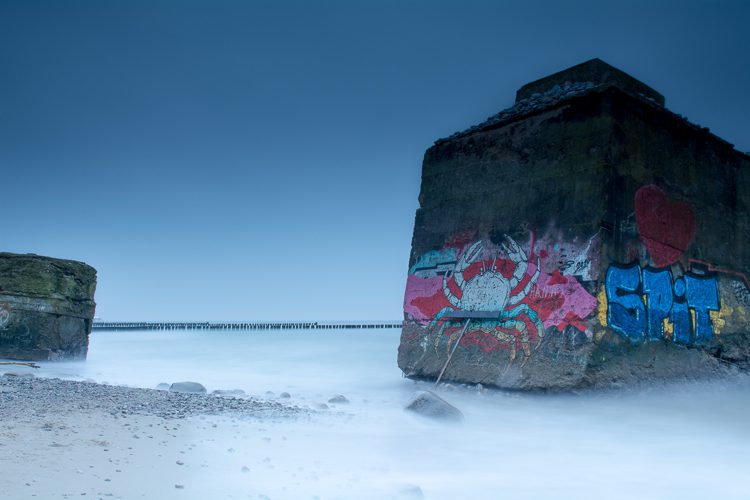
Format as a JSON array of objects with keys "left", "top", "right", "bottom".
[
  {"left": 642, "top": 268, "right": 673, "bottom": 341},
  {"left": 685, "top": 274, "right": 720, "bottom": 345},
  {"left": 606, "top": 265, "right": 646, "bottom": 343},
  {"left": 670, "top": 277, "right": 692, "bottom": 344}
]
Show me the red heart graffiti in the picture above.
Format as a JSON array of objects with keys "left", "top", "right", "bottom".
[{"left": 635, "top": 184, "right": 696, "bottom": 267}]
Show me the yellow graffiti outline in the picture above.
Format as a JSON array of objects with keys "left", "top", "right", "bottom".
[{"left": 595, "top": 287, "right": 608, "bottom": 342}]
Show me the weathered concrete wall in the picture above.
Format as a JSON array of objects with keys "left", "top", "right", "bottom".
[
  {"left": 0, "top": 253, "right": 97, "bottom": 360},
  {"left": 398, "top": 59, "right": 750, "bottom": 389}
]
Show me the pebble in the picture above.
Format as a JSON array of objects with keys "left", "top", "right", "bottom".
[{"left": 211, "top": 389, "right": 245, "bottom": 397}]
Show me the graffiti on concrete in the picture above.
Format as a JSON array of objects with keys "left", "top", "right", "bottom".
[
  {"left": 605, "top": 263, "right": 719, "bottom": 345},
  {"left": 0, "top": 303, "right": 32, "bottom": 346},
  {"left": 404, "top": 233, "right": 597, "bottom": 366},
  {"left": 541, "top": 229, "right": 601, "bottom": 282},
  {"left": 731, "top": 280, "right": 750, "bottom": 308},
  {"left": 432, "top": 237, "right": 544, "bottom": 366},
  {"left": 635, "top": 184, "right": 696, "bottom": 267},
  {"left": 687, "top": 258, "right": 750, "bottom": 310},
  {"left": 434, "top": 238, "right": 540, "bottom": 320}
]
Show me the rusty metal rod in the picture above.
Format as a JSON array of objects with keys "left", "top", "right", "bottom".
[{"left": 434, "top": 318, "right": 471, "bottom": 387}]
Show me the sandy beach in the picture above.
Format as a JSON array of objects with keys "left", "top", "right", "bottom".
[{"left": 0, "top": 373, "right": 319, "bottom": 500}]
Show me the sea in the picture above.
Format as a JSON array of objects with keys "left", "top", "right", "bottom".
[{"left": 25, "top": 327, "right": 750, "bottom": 499}]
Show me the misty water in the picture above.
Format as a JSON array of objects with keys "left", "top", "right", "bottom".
[{"left": 30, "top": 328, "right": 750, "bottom": 499}]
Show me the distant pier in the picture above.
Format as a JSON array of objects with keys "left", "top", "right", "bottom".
[{"left": 92, "top": 321, "right": 404, "bottom": 331}]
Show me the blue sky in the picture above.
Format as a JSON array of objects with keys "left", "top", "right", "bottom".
[{"left": 1, "top": 0, "right": 748, "bottom": 320}]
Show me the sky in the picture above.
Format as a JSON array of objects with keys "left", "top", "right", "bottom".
[{"left": 1, "top": 0, "right": 748, "bottom": 321}]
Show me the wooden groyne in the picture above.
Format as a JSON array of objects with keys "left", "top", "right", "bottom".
[{"left": 92, "top": 321, "right": 404, "bottom": 331}]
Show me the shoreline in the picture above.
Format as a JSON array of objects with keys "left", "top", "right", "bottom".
[
  {"left": 3, "top": 349, "right": 749, "bottom": 499},
  {"left": 0, "top": 372, "right": 308, "bottom": 420},
  {"left": 0, "top": 374, "right": 317, "bottom": 499}
]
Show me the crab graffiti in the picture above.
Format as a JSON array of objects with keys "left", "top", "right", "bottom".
[
  {"left": 437, "top": 238, "right": 540, "bottom": 317},
  {"left": 433, "top": 237, "right": 545, "bottom": 366},
  {"left": 404, "top": 233, "right": 598, "bottom": 366}
]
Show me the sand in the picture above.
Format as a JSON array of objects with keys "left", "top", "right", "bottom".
[{"left": 0, "top": 374, "right": 322, "bottom": 500}]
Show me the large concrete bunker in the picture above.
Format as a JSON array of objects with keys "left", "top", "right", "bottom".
[{"left": 398, "top": 58, "right": 750, "bottom": 389}]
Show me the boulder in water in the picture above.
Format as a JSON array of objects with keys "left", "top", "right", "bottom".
[
  {"left": 327, "top": 394, "right": 349, "bottom": 404},
  {"left": 404, "top": 391, "right": 463, "bottom": 422}
]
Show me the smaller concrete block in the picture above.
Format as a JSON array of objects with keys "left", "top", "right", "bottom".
[{"left": 0, "top": 253, "right": 96, "bottom": 360}]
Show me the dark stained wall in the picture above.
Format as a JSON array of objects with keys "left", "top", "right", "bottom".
[{"left": 399, "top": 61, "right": 750, "bottom": 389}]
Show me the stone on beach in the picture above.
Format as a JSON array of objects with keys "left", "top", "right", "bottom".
[
  {"left": 404, "top": 391, "right": 463, "bottom": 422},
  {"left": 169, "top": 381, "right": 207, "bottom": 394},
  {"left": 212, "top": 389, "right": 246, "bottom": 396},
  {"left": 398, "top": 484, "right": 425, "bottom": 499},
  {"left": 327, "top": 394, "right": 349, "bottom": 404}
]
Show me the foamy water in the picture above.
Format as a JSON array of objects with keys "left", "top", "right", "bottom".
[{"left": 26, "top": 329, "right": 750, "bottom": 499}]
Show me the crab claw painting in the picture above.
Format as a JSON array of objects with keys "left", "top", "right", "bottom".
[{"left": 404, "top": 233, "right": 598, "bottom": 367}]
